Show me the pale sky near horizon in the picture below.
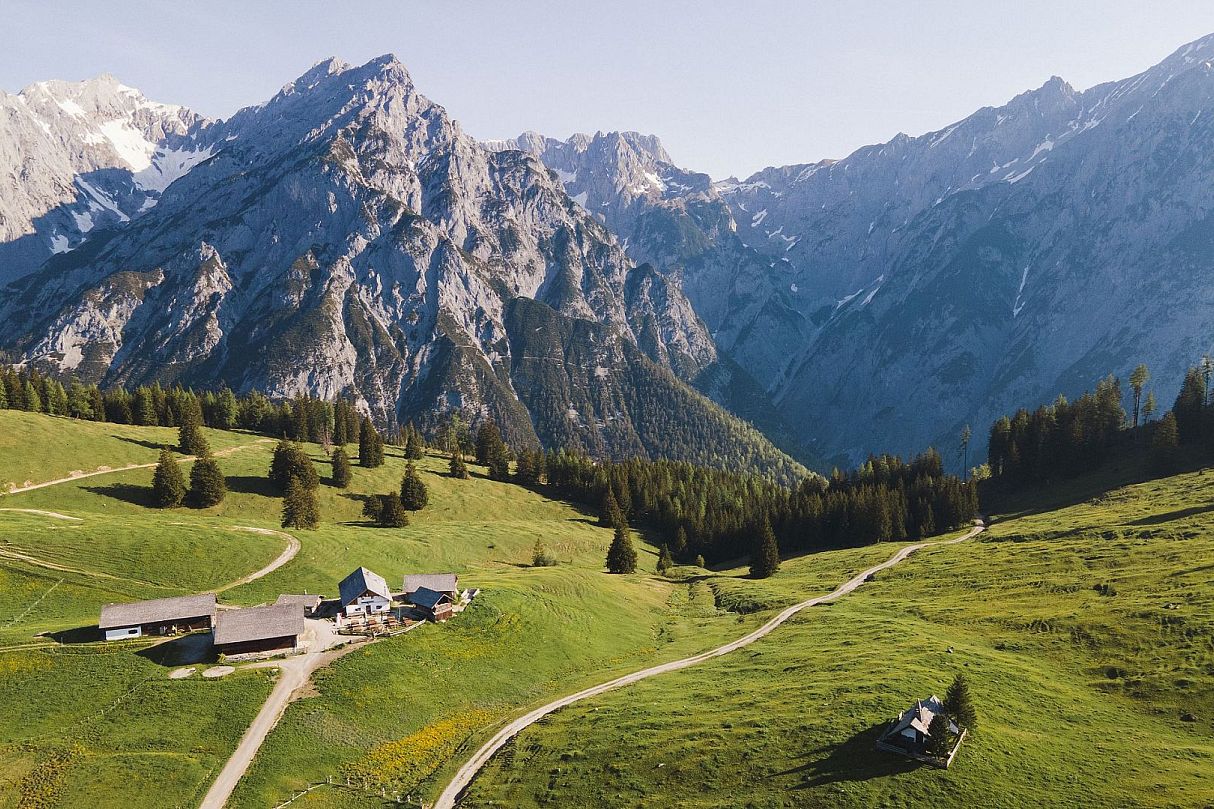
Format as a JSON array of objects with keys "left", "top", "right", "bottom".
[{"left": 3, "top": 1, "right": 1214, "bottom": 179}]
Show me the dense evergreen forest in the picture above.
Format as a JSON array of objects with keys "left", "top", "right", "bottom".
[
  {"left": 983, "top": 360, "right": 1214, "bottom": 491},
  {"left": 545, "top": 448, "right": 978, "bottom": 564}
]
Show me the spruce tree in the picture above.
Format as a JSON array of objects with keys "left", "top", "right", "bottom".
[
  {"left": 404, "top": 424, "right": 424, "bottom": 460},
  {"left": 399, "top": 462, "right": 429, "bottom": 510},
  {"left": 359, "top": 417, "right": 384, "bottom": 468},
  {"left": 330, "top": 446, "right": 352, "bottom": 488},
  {"left": 600, "top": 488, "right": 623, "bottom": 528},
  {"left": 672, "top": 525, "right": 689, "bottom": 558},
  {"left": 487, "top": 444, "right": 511, "bottom": 481},
  {"left": 925, "top": 713, "right": 954, "bottom": 758},
  {"left": 23, "top": 380, "right": 41, "bottom": 413},
  {"left": 532, "top": 539, "right": 557, "bottom": 567},
  {"left": 449, "top": 452, "right": 469, "bottom": 479},
  {"left": 943, "top": 673, "right": 977, "bottom": 730},
  {"left": 281, "top": 477, "right": 320, "bottom": 529},
  {"left": 656, "top": 543, "right": 674, "bottom": 575},
  {"left": 269, "top": 440, "right": 318, "bottom": 491},
  {"left": 475, "top": 422, "right": 503, "bottom": 465},
  {"left": 0, "top": 379, "right": 7, "bottom": 409},
  {"left": 1151, "top": 412, "right": 1180, "bottom": 472},
  {"left": 179, "top": 417, "right": 209, "bottom": 456},
  {"left": 605, "top": 523, "right": 638, "bottom": 574},
  {"left": 749, "top": 519, "right": 781, "bottom": 579},
  {"left": 361, "top": 494, "right": 384, "bottom": 523},
  {"left": 188, "top": 451, "right": 226, "bottom": 507},
  {"left": 151, "top": 447, "right": 186, "bottom": 508},
  {"left": 378, "top": 492, "right": 410, "bottom": 528}
]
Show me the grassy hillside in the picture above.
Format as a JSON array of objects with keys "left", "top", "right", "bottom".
[
  {"left": 461, "top": 469, "right": 1214, "bottom": 808},
  {"left": 0, "top": 411, "right": 880, "bottom": 809}
]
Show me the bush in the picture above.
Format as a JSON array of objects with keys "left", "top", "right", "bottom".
[{"left": 531, "top": 540, "right": 558, "bottom": 567}]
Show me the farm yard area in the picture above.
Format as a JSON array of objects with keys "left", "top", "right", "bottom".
[{"left": 2, "top": 409, "right": 1212, "bottom": 808}]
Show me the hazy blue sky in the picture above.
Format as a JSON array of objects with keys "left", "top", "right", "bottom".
[{"left": 4, "top": 1, "right": 1214, "bottom": 178}]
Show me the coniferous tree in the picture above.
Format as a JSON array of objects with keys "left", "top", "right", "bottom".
[
  {"left": 151, "top": 447, "right": 186, "bottom": 508},
  {"left": 606, "top": 522, "right": 638, "bottom": 573},
  {"left": 1143, "top": 391, "right": 1158, "bottom": 423},
  {"left": 404, "top": 424, "right": 425, "bottom": 460},
  {"left": 281, "top": 477, "right": 320, "bottom": 529},
  {"left": 656, "top": 543, "right": 674, "bottom": 575},
  {"left": 487, "top": 443, "right": 511, "bottom": 481},
  {"left": 133, "top": 387, "right": 158, "bottom": 426},
  {"left": 449, "top": 452, "right": 469, "bottom": 479},
  {"left": 599, "top": 488, "right": 623, "bottom": 528},
  {"left": 1129, "top": 364, "right": 1150, "bottom": 428},
  {"left": 0, "top": 378, "right": 7, "bottom": 409},
  {"left": 330, "top": 446, "right": 352, "bottom": 488},
  {"left": 378, "top": 492, "right": 410, "bottom": 528},
  {"left": 531, "top": 539, "right": 557, "bottom": 567},
  {"left": 672, "top": 525, "right": 689, "bottom": 558},
  {"left": 23, "top": 380, "right": 41, "bottom": 413},
  {"left": 362, "top": 494, "right": 384, "bottom": 523},
  {"left": 188, "top": 451, "right": 226, "bottom": 507},
  {"left": 179, "top": 416, "right": 209, "bottom": 456},
  {"left": 925, "top": 714, "right": 954, "bottom": 758},
  {"left": 750, "top": 519, "right": 781, "bottom": 579},
  {"left": 1174, "top": 367, "right": 1206, "bottom": 443},
  {"left": 358, "top": 417, "right": 385, "bottom": 468},
  {"left": 944, "top": 673, "right": 977, "bottom": 730},
  {"left": 1151, "top": 411, "right": 1180, "bottom": 472},
  {"left": 475, "top": 422, "right": 503, "bottom": 466},
  {"left": 399, "top": 462, "right": 429, "bottom": 510},
  {"left": 269, "top": 440, "right": 318, "bottom": 491},
  {"left": 694, "top": 554, "right": 707, "bottom": 568}
]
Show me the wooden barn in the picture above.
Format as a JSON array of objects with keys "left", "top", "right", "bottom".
[
  {"left": 98, "top": 593, "right": 217, "bottom": 641},
  {"left": 274, "top": 593, "right": 323, "bottom": 616},
  {"left": 410, "top": 586, "right": 453, "bottom": 622},
  {"left": 403, "top": 573, "right": 459, "bottom": 602},
  {"left": 875, "top": 695, "right": 965, "bottom": 767},
  {"left": 338, "top": 567, "right": 392, "bottom": 617},
  {"left": 212, "top": 604, "right": 304, "bottom": 659}
]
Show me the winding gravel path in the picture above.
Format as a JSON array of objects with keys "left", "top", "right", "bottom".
[
  {"left": 433, "top": 521, "right": 985, "bottom": 809},
  {"left": 216, "top": 527, "right": 301, "bottom": 593}
]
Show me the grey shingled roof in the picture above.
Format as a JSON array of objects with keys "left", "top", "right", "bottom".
[
  {"left": 213, "top": 604, "right": 304, "bottom": 646},
  {"left": 275, "top": 594, "right": 322, "bottom": 612},
  {"left": 339, "top": 567, "right": 391, "bottom": 606},
  {"left": 404, "top": 573, "right": 458, "bottom": 595},
  {"left": 98, "top": 593, "right": 217, "bottom": 630},
  {"left": 410, "top": 586, "right": 452, "bottom": 610}
]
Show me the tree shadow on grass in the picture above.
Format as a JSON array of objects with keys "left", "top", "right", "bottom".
[
  {"left": 110, "top": 434, "right": 169, "bottom": 451},
  {"left": 225, "top": 475, "right": 280, "bottom": 498},
  {"left": 84, "top": 483, "right": 156, "bottom": 508},
  {"left": 1126, "top": 503, "right": 1214, "bottom": 525},
  {"left": 780, "top": 722, "right": 921, "bottom": 789}
]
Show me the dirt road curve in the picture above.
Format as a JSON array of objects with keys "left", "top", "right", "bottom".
[
  {"left": 433, "top": 521, "right": 986, "bottom": 809},
  {"left": 216, "top": 528, "right": 301, "bottom": 593}
]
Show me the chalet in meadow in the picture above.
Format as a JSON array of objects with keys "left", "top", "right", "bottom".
[
  {"left": 212, "top": 604, "right": 304, "bottom": 659},
  {"left": 98, "top": 593, "right": 217, "bottom": 641},
  {"left": 875, "top": 695, "right": 964, "bottom": 767},
  {"left": 410, "top": 586, "right": 453, "bottom": 622},
  {"left": 403, "top": 572, "right": 459, "bottom": 602},
  {"left": 338, "top": 567, "right": 392, "bottom": 617}
]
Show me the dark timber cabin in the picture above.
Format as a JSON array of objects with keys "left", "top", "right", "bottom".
[
  {"left": 212, "top": 604, "right": 304, "bottom": 658},
  {"left": 274, "top": 593, "right": 323, "bottom": 616},
  {"left": 403, "top": 573, "right": 459, "bottom": 602},
  {"left": 411, "top": 586, "right": 453, "bottom": 622},
  {"left": 99, "top": 593, "right": 217, "bottom": 641}
]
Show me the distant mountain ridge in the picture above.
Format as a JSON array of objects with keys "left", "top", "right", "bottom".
[
  {"left": 7, "top": 34, "right": 1214, "bottom": 472},
  {"left": 0, "top": 56, "right": 804, "bottom": 480}
]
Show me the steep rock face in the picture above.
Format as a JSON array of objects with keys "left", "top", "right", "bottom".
[
  {"left": 486, "top": 130, "right": 812, "bottom": 458},
  {"left": 1, "top": 57, "right": 802, "bottom": 478},
  {"left": 0, "top": 75, "right": 208, "bottom": 281},
  {"left": 731, "top": 34, "right": 1214, "bottom": 463}
]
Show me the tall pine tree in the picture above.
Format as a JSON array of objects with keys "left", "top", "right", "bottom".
[
  {"left": 282, "top": 477, "right": 320, "bottom": 529},
  {"left": 151, "top": 447, "right": 186, "bottom": 508},
  {"left": 189, "top": 450, "right": 226, "bottom": 507},
  {"left": 605, "top": 523, "right": 638, "bottom": 574},
  {"left": 359, "top": 417, "right": 384, "bottom": 468},
  {"left": 449, "top": 452, "right": 469, "bottom": 479},
  {"left": 330, "top": 446, "right": 352, "bottom": 488},
  {"left": 749, "top": 519, "right": 781, "bottom": 579},
  {"left": 399, "top": 462, "right": 429, "bottom": 510}
]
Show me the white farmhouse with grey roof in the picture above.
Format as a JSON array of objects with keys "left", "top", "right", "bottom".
[
  {"left": 338, "top": 567, "right": 392, "bottom": 616},
  {"left": 98, "top": 593, "right": 217, "bottom": 641}
]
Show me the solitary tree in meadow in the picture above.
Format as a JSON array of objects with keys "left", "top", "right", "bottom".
[
  {"left": 749, "top": 519, "right": 780, "bottom": 579},
  {"left": 281, "top": 477, "right": 320, "bottom": 529},
  {"left": 606, "top": 523, "right": 637, "bottom": 574},
  {"left": 330, "top": 446, "right": 352, "bottom": 488},
  {"left": 449, "top": 451, "right": 469, "bottom": 479},
  {"left": 944, "top": 672, "right": 977, "bottom": 730},
  {"left": 377, "top": 492, "right": 409, "bottom": 528},
  {"left": 188, "top": 450, "right": 226, "bottom": 507},
  {"left": 400, "top": 462, "right": 429, "bottom": 510},
  {"left": 151, "top": 447, "right": 186, "bottom": 508}
]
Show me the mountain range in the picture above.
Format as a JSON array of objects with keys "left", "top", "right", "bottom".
[{"left": 5, "top": 35, "right": 1214, "bottom": 472}]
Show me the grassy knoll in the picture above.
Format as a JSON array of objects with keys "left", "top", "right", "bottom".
[
  {"left": 461, "top": 470, "right": 1214, "bottom": 808},
  {"left": 0, "top": 410, "right": 890, "bottom": 808}
]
